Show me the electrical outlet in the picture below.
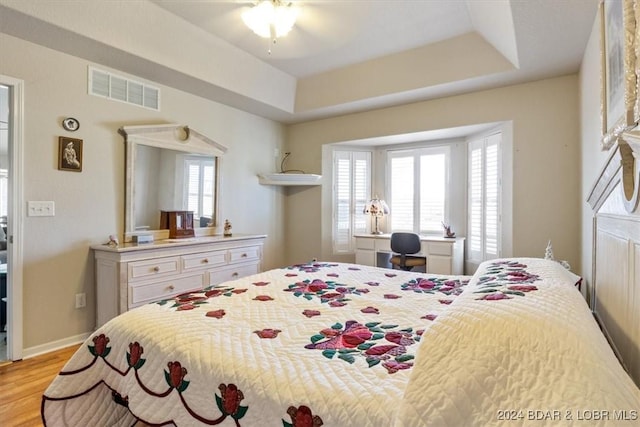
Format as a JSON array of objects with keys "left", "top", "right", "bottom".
[{"left": 75, "top": 293, "right": 86, "bottom": 309}]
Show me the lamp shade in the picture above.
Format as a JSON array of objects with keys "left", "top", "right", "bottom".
[
  {"left": 363, "top": 197, "right": 389, "bottom": 217},
  {"left": 364, "top": 197, "right": 389, "bottom": 234}
]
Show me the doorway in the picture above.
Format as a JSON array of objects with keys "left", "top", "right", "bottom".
[
  {"left": 0, "top": 75, "right": 24, "bottom": 362},
  {"left": 0, "top": 85, "right": 8, "bottom": 361}
]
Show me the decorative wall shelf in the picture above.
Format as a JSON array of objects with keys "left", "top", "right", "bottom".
[{"left": 258, "top": 173, "right": 322, "bottom": 186}]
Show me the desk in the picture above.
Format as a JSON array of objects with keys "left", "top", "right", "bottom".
[{"left": 354, "top": 234, "right": 465, "bottom": 275}]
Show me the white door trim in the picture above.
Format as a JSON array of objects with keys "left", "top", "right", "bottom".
[{"left": 2, "top": 74, "right": 24, "bottom": 361}]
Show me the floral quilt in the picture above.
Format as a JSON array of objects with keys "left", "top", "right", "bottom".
[
  {"left": 42, "top": 259, "right": 640, "bottom": 426},
  {"left": 394, "top": 258, "right": 640, "bottom": 427},
  {"left": 42, "top": 262, "right": 470, "bottom": 426}
]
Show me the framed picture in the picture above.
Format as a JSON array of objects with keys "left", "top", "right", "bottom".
[
  {"left": 58, "top": 136, "right": 83, "bottom": 172},
  {"left": 600, "top": 0, "right": 638, "bottom": 150}
]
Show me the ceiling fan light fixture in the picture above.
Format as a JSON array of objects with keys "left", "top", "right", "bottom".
[{"left": 242, "top": 0, "right": 298, "bottom": 39}]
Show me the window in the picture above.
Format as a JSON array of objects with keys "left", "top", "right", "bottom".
[
  {"left": 333, "top": 150, "right": 371, "bottom": 253},
  {"left": 387, "top": 146, "right": 449, "bottom": 234},
  {"left": 184, "top": 156, "right": 215, "bottom": 222},
  {"left": 468, "top": 132, "right": 501, "bottom": 262}
]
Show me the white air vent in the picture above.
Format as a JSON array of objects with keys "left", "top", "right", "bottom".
[{"left": 88, "top": 67, "right": 160, "bottom": 111}]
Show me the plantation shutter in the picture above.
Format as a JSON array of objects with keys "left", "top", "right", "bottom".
[
  {"left": 186, "top": 160, "right": 201, "bottom": 214},
  {"left": 202, "top": 163, "right": 215, "bottom": 218},
  {"left": 353, "top": 153, "right": 370, "bottom": 236},
  {"left": 388, "top": 147, "right": 448, "bottom": 234},
  {"left": 389, "top": 155, "right": 414, "bottom": 231},
  {"left": 467, "top": 133, "right": 501, "bottom": 262},
  {"left": 468, "top": 141, "right": 483, "bottom": 262},
  {"left": 185, "top": 157, "right": 215, "bottom": 219},
  {"left": 419, "top": 153, "right": 446, "bottom": 233},
  {"left": 333, "top": 150, "right": 371, "bottom": 253},
  {"left": 484, "top": 134, "right": 501, "bottom": 259}
]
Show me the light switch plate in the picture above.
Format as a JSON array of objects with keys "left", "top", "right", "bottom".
[{"left": 28, "top": 201, "right": 55, "bottom": 217}]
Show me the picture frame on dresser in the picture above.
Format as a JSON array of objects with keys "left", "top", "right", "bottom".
[{"left": 600, "top": 0, "right": 639, "bottom": 150}]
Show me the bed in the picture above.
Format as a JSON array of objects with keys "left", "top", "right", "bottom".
[{"left": 41, "top": 258, "right": 640, "bottom": 426}]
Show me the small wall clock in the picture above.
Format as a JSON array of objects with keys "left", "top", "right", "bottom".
[{"left": 62, "top": 117, "right": 80, "bottom": 132}]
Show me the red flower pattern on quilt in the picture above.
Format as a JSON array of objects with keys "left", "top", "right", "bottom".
[
  {"left": 254, "top": 328, "right": 282, "bottom": 339},
  {"left": 155, "top": 285, "right": 249, "bottom": 311},
  {"left": 284, "top": 405, "right": 324, "bottom": 427},
  {"left": 305, "top": 321, "right": 420, "bottom": 373},
  {"left": 218, "top": 383, "right": 247, "bottom": 419},
  {"left": 206, "top": 309, "right": 226, "bottom": 319},
  {"left": 285, "top": 279, "right": 369, "bottom": 307},
  {"left": 58, "top": 336, "right": 251, "bottom": 425},
  {"left": 127, "top": 342, "right": 145, "bottom": 370},
  {"left": 90, "top": 334, "right": 111, "bottom": 358},
  {"left": 287, "top": 262, "right": 339, "bottom": 273},
  {"left": 302, "top": 309, "right": 321, "bottom": 318},
  {"left": 401, "top": 277, "right": 468, "bottom": 295},
  {"left": 474, "top": 260, "right": 541, "bottom": 300},
  {"left": 166, "top": 361, "right": 189, "bottom": 392}
]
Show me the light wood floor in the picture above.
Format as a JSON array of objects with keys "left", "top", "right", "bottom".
[{"left": 0, "top": 345, "right": 80, "bottom": 427}]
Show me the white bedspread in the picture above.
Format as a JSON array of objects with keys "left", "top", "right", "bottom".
[
  {"left": 42, "top": 259, "right": 640, "bottom": 426},
  {"left": 395, "top": 258, "right": 640, "bottom": 426},
  {"left": 42, "top": 262, "right": 470, "bottom": 426}
]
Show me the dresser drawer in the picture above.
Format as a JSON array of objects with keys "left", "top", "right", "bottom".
[
  {"left": 128, "top": 257, "right": 180, "bottom": 281},
  {"left": 207, "top": 263, "right": 260, "bottom": 286},
  {"left": 129, "top": 273, "right": 205, "bottom": 306},
  {"left": 182, "top": 250, "right": 227, "bottom": 271},
  {"left": 229, "top": 246, "right": 260, "bottom": 263},
  {"left": 427, "top": 242, "right": 453, "bottom": 256}
]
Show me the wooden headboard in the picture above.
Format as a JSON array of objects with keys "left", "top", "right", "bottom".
[{"left": 588, "top": 136, "right": 640, "bottom": 387}]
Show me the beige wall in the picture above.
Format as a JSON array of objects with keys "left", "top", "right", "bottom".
[
  {"left": 1, "top": 34, "right": 287, "bottom": 352},
  {"left": 286, "top": 75, "right": 581, "bottom": 272}
]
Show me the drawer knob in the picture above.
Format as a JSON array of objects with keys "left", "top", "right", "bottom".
[
  {"left": 202, "top": 258, "right": 209, "bottom": 264},
  {"left": 241, "top": 253, "right": 247, "bottom": 258},
  {"left": 153, "top": 266, "right": 160, "bottom": 272},
  {"left": 232, "top": 272, "right": 239, "bottom": 277},
  {"left": 167, "top": 285, "right": 175, "bottom": 291}
]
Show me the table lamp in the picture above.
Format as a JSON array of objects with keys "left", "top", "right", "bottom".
[{"left": 363, "top": 196, "right": 389, "bottom": 234}]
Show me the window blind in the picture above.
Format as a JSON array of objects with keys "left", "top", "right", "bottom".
[
  {"left": 184, "top": 157, "right": 215, "bottom": 219},
  {"left": 333, "top": 150, "right": 371, "bottom": 253},
  {"left": 388, "top": 147, "right": 448, "bottom": 234},
  {"left": 467, "top": 132, "right": 501, "bottom": 262}
]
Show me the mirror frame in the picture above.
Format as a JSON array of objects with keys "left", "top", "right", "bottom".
[{"left": 119, "top": 124, "right": 227, "bottom": 242}]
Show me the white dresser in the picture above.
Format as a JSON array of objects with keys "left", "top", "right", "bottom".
[
  {"left": 354, "top": 234, "right": 465, "bottom": 275},
  {"left": 92, "top": 234, "right": 265, "bottom": 327}
]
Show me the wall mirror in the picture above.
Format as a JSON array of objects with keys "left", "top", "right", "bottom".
[{"left": 119, "top": 124, "right": 227, "bottom": 241}]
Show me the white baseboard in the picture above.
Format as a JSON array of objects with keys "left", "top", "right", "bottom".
[{"left": 21, "top": 332, "right": 91, "bottom": 359}]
